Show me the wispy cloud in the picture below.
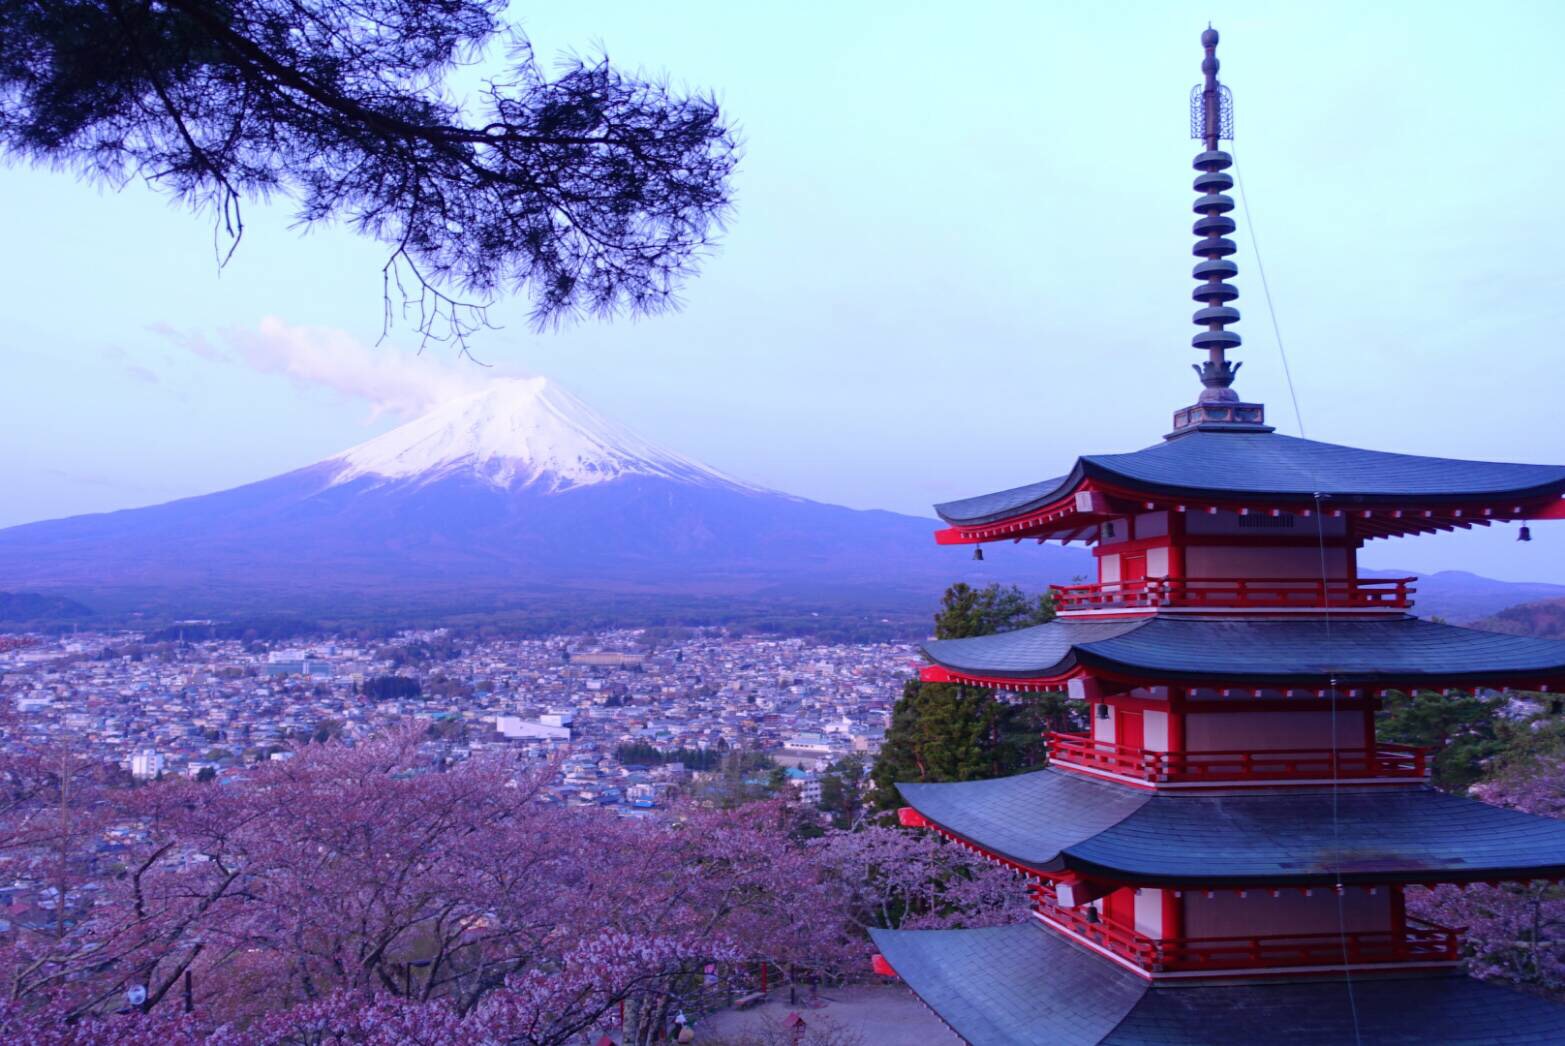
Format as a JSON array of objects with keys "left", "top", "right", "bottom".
[
  {"left": 156, "top": 317, "right": 505, "bottom": 419},
  {"left": 146, "top": 322, "right": 227, "bottom": 363},
  {"left": 98, "top": 343, "right": 165, "bottom": 385}
]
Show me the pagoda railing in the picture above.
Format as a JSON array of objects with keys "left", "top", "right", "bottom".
[
  {"left": 1033, "top": 894, "right": 1462, "bottom": 973},
  {"left": 1051, "top": 576, "right": 1415, "bottom": 613},
  {"left": 1047, "top": 732, "right": 1430, "bottom": 783}
]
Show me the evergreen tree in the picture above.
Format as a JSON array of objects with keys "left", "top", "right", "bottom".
[
  {"left": 1378, "top": 688, "right": 1506, "bottom": 792},
  {"left": 934, "top": 582, "right": 1055, "bottom": 638},
  {"left": 0, "top": 1, "right": 736, "bottom": 344},
  {"left": 1379, "top": 688, "right": 1565, "bottom": 793},
  {"left": 871, "top": 583, "right": 1074, "bottom": 809},
  {"left": 818, "top": 756, "right": 865, "bottom": 828}
]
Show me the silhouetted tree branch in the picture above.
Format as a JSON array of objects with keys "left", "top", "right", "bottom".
[{"left": 0, "top": 1, "right": 739, "bottom": 349}]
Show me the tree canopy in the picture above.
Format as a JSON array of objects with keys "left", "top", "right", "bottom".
[
  {"left": 362, "top": 674, "right": 421, "bottom": 700},
  {"left": 932, "top": 581, "right": 1055, "bottom": 639},
  {"left": 0, "top": 722, "right": 1022, "bottom": 1041},
  {"left": 871, "top": 583, "right": 1073, "bottom": 809},
  {"left": 0, "top": 1, "right": 738, "bottom": 345}
]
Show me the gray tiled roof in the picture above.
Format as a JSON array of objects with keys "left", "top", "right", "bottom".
[
  {"left": 921, "top": 616, "right": 1565, "bottom": 685},
  {"left": 1107, "top": 974, "right": 1565, "bottom": 1045},
  {"left": 870, "top": 923, "right": 1146, "bottom": 1045},
  {"left": 934, "top": 474, "right": 1074, "bottom": 528},
  {"left": 874, "top": 922, "right": 1565, "bottom": 1045},
  {"left": 920, "top": 619, "right": 1142, "bottom": 679},
  {"left": 898, "top": 770, "right": 1148, "bottom": 871},
  {"left": 898, "top": 770, "right": 1565, "bottom": 884},
  {"left": 934, "top": 431, "right": 1565, "bottom": 526}
]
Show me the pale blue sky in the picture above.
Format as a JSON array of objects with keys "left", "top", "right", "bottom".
[{"left": 4, "top": 1, "right": 1565, "bottom": 582}]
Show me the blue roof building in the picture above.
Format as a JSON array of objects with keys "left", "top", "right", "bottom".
[{"left": 876, "top": 27, "right": 1565, "bottom": 1044}]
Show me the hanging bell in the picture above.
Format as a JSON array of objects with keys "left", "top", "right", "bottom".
[
  {"left": 1519, "top": 525, "right": 1532, "bottom": 543},
  {"left": 973, "top": 545, "right": 985, "bottom": 561}
]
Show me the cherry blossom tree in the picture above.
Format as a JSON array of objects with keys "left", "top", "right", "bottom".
[
  {"left": 812, "top": 824, "right": 1026, "bottom": 934},
  {"left": 1410, "top": 755, "right": 1565, "bottom": 993},
  {"left": 0, "top": 716, "right": 131, "bottom": 1008},
  {"left": 0, "top": 726, "right": 1020, "bottom": 1040}
]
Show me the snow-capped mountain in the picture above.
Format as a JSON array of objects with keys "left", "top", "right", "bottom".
[
  {"left": 329, "top": 377, "right": 757, "bottom": 493},
  {"left": 0, "top": 378, "right": 1089, "bottom": 623}
]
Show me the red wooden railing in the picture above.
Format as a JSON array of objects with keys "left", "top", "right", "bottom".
[
  {"left": 1051, "top": 576, "right": 1415, "bottom": 613},
  {"left": 1034, "top": 893, "right": 1462, "bottom": 973},
  {"left": 1046, "top": 732, "right": 1430, "bottom": 783}
]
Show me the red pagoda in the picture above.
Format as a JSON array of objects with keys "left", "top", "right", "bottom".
[{"left": 870, "top": 27, "right": 1565, "bottom": 1045}]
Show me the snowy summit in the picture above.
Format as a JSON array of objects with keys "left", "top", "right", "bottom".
[{"left": 329, "top": 377, "right": 754, "bottom": 493}]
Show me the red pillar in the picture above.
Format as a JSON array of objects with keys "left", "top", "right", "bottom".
[{"left": 1160, "top": 888, "right": 1184, "bottom": 972}]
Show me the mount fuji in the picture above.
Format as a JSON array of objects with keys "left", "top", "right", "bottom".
[
  {"left": 328, "top": 378, "right": 759, "bottom": 494},
  {"left": 0, "top": 378, "right": 1088, "bottom": 626}
]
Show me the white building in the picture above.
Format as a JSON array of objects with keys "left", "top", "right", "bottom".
[
  {"left": 130, "top": 750, "right": 165, "bottom": 779},
  {"left": 492, "top": 715, "right": 571, "bottom": 741}
]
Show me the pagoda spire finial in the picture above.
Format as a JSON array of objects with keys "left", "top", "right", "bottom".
[{"left": 1170, "top": 26, "right": 1269, "bottom": 437}]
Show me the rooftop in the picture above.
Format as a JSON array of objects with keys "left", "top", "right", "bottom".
[
  {"left": 870, "top": 923, "right": 1565, "bottom": 1045},
  {"left": 933, "top": 431, "right": 1565, "bottom": 543},
  {"left": 897, "top": 769, "right": 1565, "bottom": 885},
  {"left": 920, "top": 615, "right": 1565, "bottom": 689}
]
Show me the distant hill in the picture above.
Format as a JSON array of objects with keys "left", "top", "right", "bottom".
[
  {"left": 1469, "top": 599, "right": 1565, "bottom": 640},
  {"left": 7, "top": 378, "right": 1553, "bottom": 634},
  {"left": 1361, "top": 569, "right": 1565, "bottom": 624},
  {"left": 0, "top": 378, "right": 1089, "bottom": 631},
  {"left": 0, "top": 591, "right": 93, "bottom": 625}
]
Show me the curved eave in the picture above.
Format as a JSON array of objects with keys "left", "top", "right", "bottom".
[
  {"left": 934, "top": 467, "right": 1086, "bottom": 530},
  {"left": 921, "top": 663, "right": 1079, "bottom": 691},
  {"left": 1078, "top": 460, "right": 1565, "bottom": 513},
  {"left": 932, "top": 433, "right": 1565, "bottom": 543},
  {"left": 896, "top": 772, "right": 1565, "bottom": 887},
  {"left": 920, "top": 617, "right": 1565, "bottom": 691},
  {"left": 870, "top": 923, "right": 1145, "bottom": 1046},
  {"left": 871, "top": 923, "right": 1565, "bottom": 1046},
  {"left": 897, "top": 770, "right": 1148, "bottom": 875},
  {"left": 935, "top": 475, "right": 1565, "bottom": 546},
  {"left": 1072, "top": 648, "right": 1565, "bottom": 691}
]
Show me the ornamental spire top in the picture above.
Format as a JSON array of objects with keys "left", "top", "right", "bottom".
[{"left": 1170, "top": 26, "right": 1269, "bottom": 437}]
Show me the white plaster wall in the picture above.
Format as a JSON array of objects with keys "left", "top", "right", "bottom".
[
  {"left": 1183, "top": 889, "right": 1391, "bottom": 938},
  {"left": 1093, "top": 705, "right": 1115, "bottom": 744},
  {"left": 1100, "top": 554, "right": 1121, "bottom": 583},
  {"left": 1134, "top": 888, "right": 1165, "bottom": 938},
  {"left": 1146, "top": 546, "right": 1170, "bottom": 578},
  {"left": 1135, "top": 511, "right": 1170, "bottom": 539},
  {"left": 1143, "top": 710, "right": 1169, "bottom": 752},
  {"left": 1184, "top": 711, "right": 1365, "bottom": 752},
  {"left": 1100, "top": 519, "right": 1130, "bottom": 545},
  {"left": 1184, "top": 545, "right": 1349, "bottom": 579}
]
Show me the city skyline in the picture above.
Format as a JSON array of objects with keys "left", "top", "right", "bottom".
[{"left": 6, "top": 2, "right": 1565, "bottom": 583}]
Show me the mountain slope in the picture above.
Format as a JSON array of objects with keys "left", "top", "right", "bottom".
[
  {"left": 0, "top": 378, "right": 1087, "bottom": 622},
  {"left": 1470, "top": 598, "right": 1565, "bottom": 640},
  {"left": 1362, "top": 569, "right": 1565, "bottom": 623},
  {"left": 329, "top": 378, "right": 755, "bottom": 492},
  {"left": 9, "top": 378, "right": 1544, "bottom": 629}
]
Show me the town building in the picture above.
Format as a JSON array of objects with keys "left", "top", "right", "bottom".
[
  {"left": 129, "top": 749, "right": 164, "bottom": 779},
  {"left": 871, "top": 28, "right": 1565, "bottom": 1044}
]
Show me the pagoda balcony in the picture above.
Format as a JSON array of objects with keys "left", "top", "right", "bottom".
[
  {"left": 1033, "top": 894, "right": 1462, "bottom": 975},
  {"left": 1051, "top": 576, "right": 1415, "bottom": 615},
  {"left": 1046, "top": 731, "right": 1430, "bottom": 786}
]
